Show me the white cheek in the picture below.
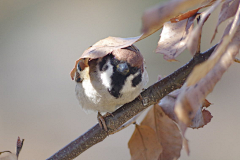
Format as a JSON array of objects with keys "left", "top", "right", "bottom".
[
  {"left": 77, "top": 66, "right": 89, "bottom": 79},
  {"left": 121, "top": 72, "right": 140, "bottom": 93},
  {"left": 100, "top": 61, "right": 113, "bottom": 89}
]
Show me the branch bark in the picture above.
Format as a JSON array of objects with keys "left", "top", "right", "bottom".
[{"left": 47, "top": 44, "right": 217, "bottom": 160}]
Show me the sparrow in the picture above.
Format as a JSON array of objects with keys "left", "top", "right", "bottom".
[{"left": 71, "top": 44, "right": 148, "bottom": 131}]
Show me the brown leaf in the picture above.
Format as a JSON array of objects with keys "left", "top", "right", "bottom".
[
  {"left": 159, "top": 89, "right": 180, "bottom": 122},
  {"left": 203, "top": 99, "right": 212, "bottom": 108},
  {"left": 158, "top": 89, "right": 213, "bottom": 155},
  {"left": 234, "top": 57, "right": 240, "bottom": 63},
  {"left": 170, "top": 8, "right": 201, "bottom": 23},
  {"left": 139, "top": 0, "right": 207, "bottom": 41},
  {"left": 128, "top": 124, "right": 162, "bottom": 160},
  {"left": 159, "top": 89, "right": 213, "bottom": 128},
  {"left": 202, "top": 109, "right": 213, "bottom": 125},
  {"left": 176, "top": 43, "right": 240, "bottom": 125},
  {"left": 156, "top": 15, "right": 196, "bottom": 61},
  {"left": 187, "top": 0, "right": 221, "bottom": 55},
  {"left": 211, "top": 0, "right": 240, "bottom": 42},
  {"left": 16, "top": 137, "right": 24, "bottom": 158},
  {"left": 141, "top": 105, "right": 182, "bottom": 160},
  {"left": 70, "top": 35, "right": 141, "bottom": 80},
  {"left": 170, "top": 0, "right": 216, "bottom": 23},
  {"left": 175, "top": 7, "right": 240, "bottom": 125},
  {"left": 80, "top": 36, "right": 141, "bottom": 59},
  {"left": 186, "top": 3, "right": 240, "bottom": 86},
  {"left": 190, "top": 108, "right": 213, "bottom": 129}
]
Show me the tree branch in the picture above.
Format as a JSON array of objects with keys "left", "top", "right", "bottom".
[{"left": 47, "top": 44, "right": 217, "bottom": 160}]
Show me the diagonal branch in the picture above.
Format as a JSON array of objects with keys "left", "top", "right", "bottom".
[{"left": 47, "top": 44, "right": 217, "bottom": 160}]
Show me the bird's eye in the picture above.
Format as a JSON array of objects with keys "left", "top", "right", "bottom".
[{"left": 117, "top": 62, "right": 129, "bottom": 75}]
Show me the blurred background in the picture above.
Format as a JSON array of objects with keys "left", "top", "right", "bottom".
[{"left": 0, "top": 0, "right": 240, "bottom": 160}]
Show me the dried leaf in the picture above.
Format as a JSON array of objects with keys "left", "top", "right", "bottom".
[
  {"left": 203, "top": 99, "right": 212, "bottom": 108},
  {"left": 70, "top": 35, "right": 141, "bottom": 79},
  {"left": 182, "top": 138, "right": 190, "bottom": 155},
  {"left": 128, "top": 125, "right": 162, "bottom": 160},
  {"left": 16, "top": 137, "right": 24, "bottom": 158},
  {"left": 139, "top": 0, "right": 207, "bottom": 41},
  {"left": 187, "top": 0, "right": 221, "bottom": 55},
  {"left": 141, "top": 105, "right": 182, "bottom": 160},
  {"left": 175, "top": 9, "right": 240, "bottom": 125},
  {"left": 234, "top": 57, "right": 240, "bottom": 63},
  {"left": 80, "top": 36, "right": 141, "bottom": 59},
  {"left": 176, "top": 43, "right": 239, "bottom": 125},
  {"left": 170, "top": 8, "right": 201, "bottom": 23},
  {"left": 190, "top": 108, "right": 213, "bottom": 129},
  {"left": 211, "top": 0, "right": 240, "bottom": 42},
  {"left": 159, "top": 90, "right": 213, "bottom": 154},
  {"left": 156, "top": 15, "right": 196, "bottom": 61},
  {"left": 159, "top": 89, "right": 213, "bottom": 128},
  {"left": 170, "top": 0, "right": 216, "bottom": 23},
  {"left": 186, "top": 3, "right": 240, "bottom": 86},
  {"left": 159, "top": 89, "right": 181, "bottom": 122}
]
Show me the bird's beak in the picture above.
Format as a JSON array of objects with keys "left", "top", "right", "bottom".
[{"left": 117, "top": 62, "right": 129, "bottom": 75}]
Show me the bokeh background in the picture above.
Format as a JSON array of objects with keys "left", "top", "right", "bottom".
[{"left": 0, "top": 0, "right": 240, "bottom": 160}]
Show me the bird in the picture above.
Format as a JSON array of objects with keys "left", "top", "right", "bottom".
[{"left": 72, "top": 44, "right": 148, "bottom": 131}]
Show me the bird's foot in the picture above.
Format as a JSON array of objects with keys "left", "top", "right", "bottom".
[
  {"left": 98, "top": 112, "right": 108, "bottom": 131},
  {"left": 137, "top": 94, "right": 145, "bottom": 106},
  {"left": 97, "top": 112, "right": 114, "bottom": 131}
]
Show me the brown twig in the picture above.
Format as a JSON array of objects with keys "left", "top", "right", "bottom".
[{"left": 47, "top": 44, "right": 217, "bottom": 160}]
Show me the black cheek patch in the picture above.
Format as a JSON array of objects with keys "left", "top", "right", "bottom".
[
  {"left": 108, "top": 55, "right": 126, "bottom": 99},
  {"left": 107, "top": 54, "right": 141, "bottom": 99},
  {"left": 132, "top": 72, "right": 142, "bottom": 87},
  {"left": 108, "top": 87, "right": 121, "bottom": 99},
  {"left": 108, "top": 70, "right": 126, "bottom": 98}
]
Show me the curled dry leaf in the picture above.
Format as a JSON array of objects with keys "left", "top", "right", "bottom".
[
  {"left": 186, "top": 3, "right": 240, "bottom": 87},
  {"left": 234, "top": 57, "right": 240, "bottom": 63},
  {"left": 159, "top": 89, "right": 213, "bottom": 154},
  {"left": 190, "top": 109, "right": 213, "bottom": 129},
  {"left": 203, "top": 99, "right": 211, "bottom": 107},
  {"left": 170, "top": 8, "right": 201, "bottom": 23},
  {"left": 140, "top": 104, "right": 182, "bottom": 160},
  {"left": 211, "top": 0, "right": 240, "bottom": 42},
  {"left": 128, "top": 125, "right": 162, "bottom": 160},
  {"left": 156, "top": 15, "right": 196, "bottom": 61},
  {"left": 139, "top": 0, "right": 207, "bottom": 41},
  {"left": 157, "top": 92, "right": 190, "bottom": 155},
  {"left": 159, "top": 89, "right": 213, "bottom": 129},
  {"left": 159, "top": 89, "right": 181, "bottom": 122},
  {"left": 170, "top": 0, "right": 217, "bottom": 23},
  {"left": 187, "top": 0, "right": 221, "bottom": 55},
  {"left": 16, "top": 137, "right": 24, "bottom": 158},
  {"left": 175, "top": 10, "right": 240, "bottom": 126},
  {"left": 70, "top": 35, "right": 141, "bottom": 79}
]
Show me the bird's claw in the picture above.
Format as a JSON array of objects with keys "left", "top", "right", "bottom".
[{"left": 98, "top": 112, "right": 108, "bottom": 131}]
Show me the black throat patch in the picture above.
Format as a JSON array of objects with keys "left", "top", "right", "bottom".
[{"left": 99, "top": 54, "right": 142, "bottom": 99}]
